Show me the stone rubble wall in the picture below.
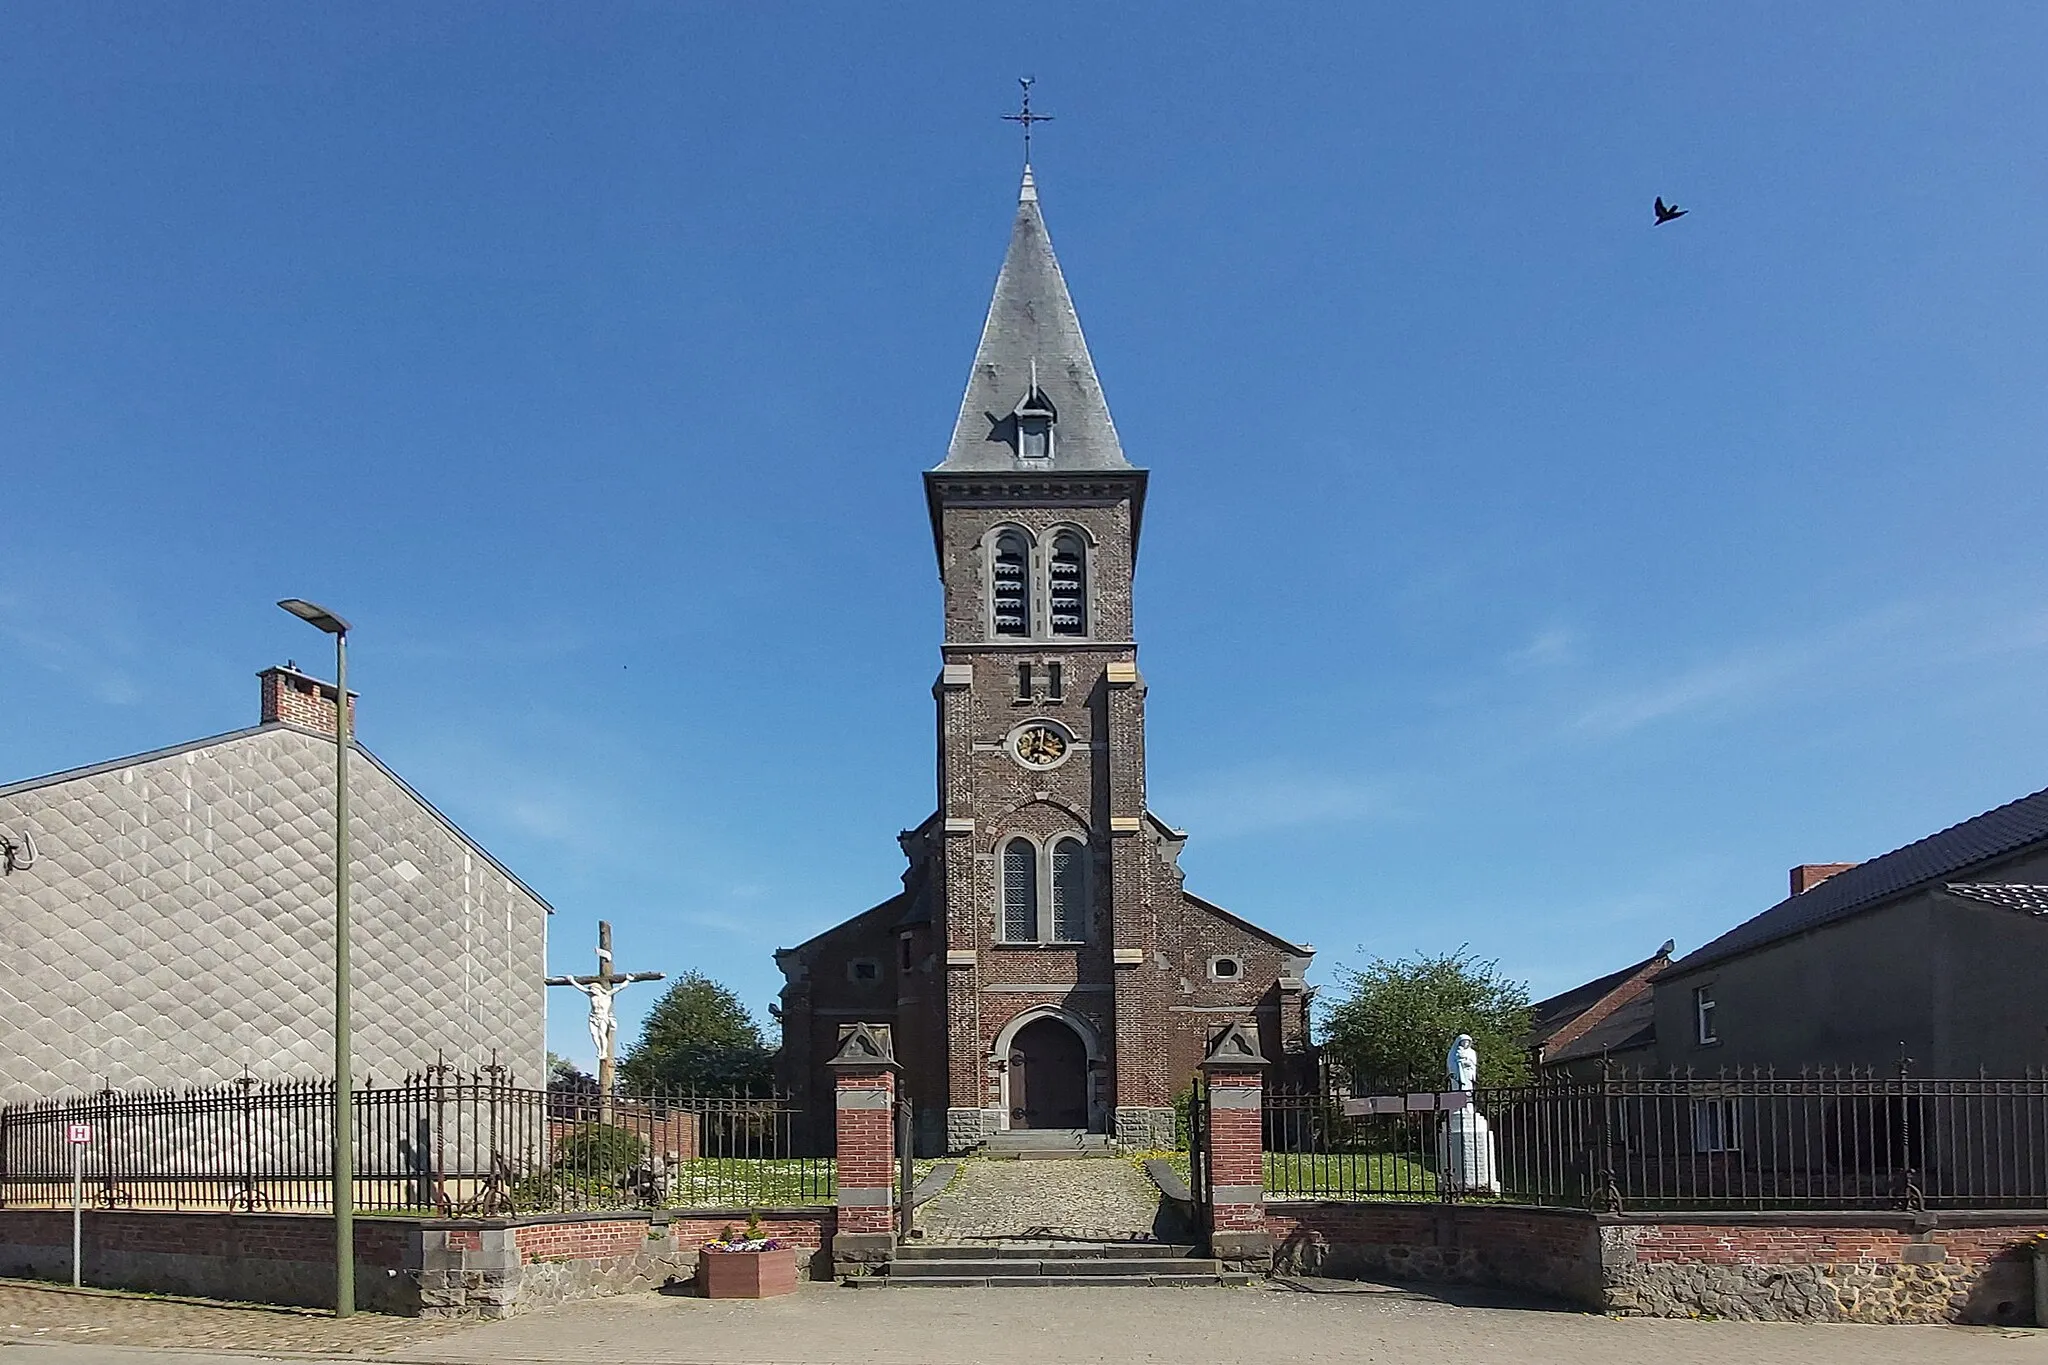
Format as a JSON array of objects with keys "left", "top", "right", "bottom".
[
  {"left": 1266, "top": 1202, "right": 2046, "bottom": 1325},
  {"left": 1604, "top": 1218, "right": 2043, "bottom": 1326}
]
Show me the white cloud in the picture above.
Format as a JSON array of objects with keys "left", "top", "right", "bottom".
[{"left": 1506, "top": 626, "right": 1578, "bottom": 670}]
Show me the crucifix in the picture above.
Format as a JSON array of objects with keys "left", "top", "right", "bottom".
[
  {"left": 1002, "top": 76, "right": 1053, "bottom": 163},
  {"left": 545, "top": 921, "right": 664, "bottom": 1122}
]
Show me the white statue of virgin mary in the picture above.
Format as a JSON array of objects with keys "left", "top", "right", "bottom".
[{"left": 1447, "top": 1033, "right": 1479, "bottom": 1092}]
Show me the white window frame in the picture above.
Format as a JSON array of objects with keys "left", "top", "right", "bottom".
[
  {"left": 1694, "top": 985, "right": 1718, "bottom": 1045},
  {"left": 1691, "top": 1097, "right": 1741, "bottom": 1153}
]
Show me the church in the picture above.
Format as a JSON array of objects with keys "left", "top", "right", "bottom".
[{"left": 775, "top": 167, "right": 1315, "bottom": 1155}]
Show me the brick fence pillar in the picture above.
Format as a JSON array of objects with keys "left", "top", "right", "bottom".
[
  {"left": 826, "top": 1022, "right": 899, "bottom": 1278},
  {"left": 1200, "top": 1021, "right": 1270, "bottom": 1273}
]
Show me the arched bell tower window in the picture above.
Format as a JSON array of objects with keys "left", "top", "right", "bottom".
[
  {"left": 1050, "top": 837, "right": 1087, "bottom": 942},
  {"left": 1014, "top": 385, "right": 1056, "bottom": 462},
  {"left": 991, "top": 531, "right": 1030, "bottom": 638},
  {"left": 1002, "top": 838, "right": 1039, "bottom": 942},
  {"left": 1049, "top": 532, "right": 1087, "bottom": 637}
]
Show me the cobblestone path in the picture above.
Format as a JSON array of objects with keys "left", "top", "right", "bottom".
[
  {"left": 0, "top": 1280, "right": 458, "bottom": 1353},
  {"left": 912, "top": 1157, "right": 1185, "bottom": 1244}
]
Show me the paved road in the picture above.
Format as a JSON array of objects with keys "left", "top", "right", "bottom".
[{"left": 4, "top": 1280, "right": 2041, "bottom": 1365}]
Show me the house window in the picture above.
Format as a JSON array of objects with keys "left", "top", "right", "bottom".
[
  {"left": 848, "top": 958, "right": 880, "bottom": 984},
  {"left": 1049, "top": 533, "right": 1087, "bottom": 637},
  {"left": 1002, "top": 839, "right": 1039, "bottom": 942},
  {"left": 899, "top": 935, "right": 914, "bottom": 971},
  {"left": 1691, "top": 1098, "right": 1740, "bottom": 1153},
  {"left": 1209, "top": 956, "right": 1243, "bottom": 981},
  {"left": 992, "top": 532, "right": 1030, "bottom": 637},
  {"left": 1694, "top": 986, "right": 1718, "bottom": 1045},
  {"left": 1050, "top": 838, "right": 1086, "bottom": 942}
]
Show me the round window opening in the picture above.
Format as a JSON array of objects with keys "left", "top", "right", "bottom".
[{"left": 1211, "top": 957, "right": 1242, "bottom": 980}]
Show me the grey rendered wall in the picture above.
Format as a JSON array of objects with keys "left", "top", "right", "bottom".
[
  {"left": 1932, "top": 895, "right": 2048, "bottom": 1076},
  {"left": 1654, "top": 898, "right": 1936, "bottom": 1075},
  {"left": 0, "top": 726, "right": 546, "bottom": 1101}
]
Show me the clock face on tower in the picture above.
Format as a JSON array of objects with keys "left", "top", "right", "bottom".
[{"left": 1011, "top": 723, "right": 1069, "bottom": 769}]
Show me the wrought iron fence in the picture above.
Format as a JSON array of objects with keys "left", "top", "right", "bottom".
[
  {"left": 1266, "top": 1069, "right": 2048, "bottom": 1211},
  {"left": 0, "top": 1071, "right": 832, "bottom": 1215}
]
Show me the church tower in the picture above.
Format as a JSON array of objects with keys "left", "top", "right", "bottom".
[
  {"left": 775, "top": 166, "right": 1313, "bottom": 1156},
  {"left": 923, "top": 164, "right": 1167, "bottom": 1148}
]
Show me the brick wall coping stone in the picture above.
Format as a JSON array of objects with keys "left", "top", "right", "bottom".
[
  {"left": 409, "top": 1206, "right": 832, "bottom": 1231},
  {"left": 1263, "top": 1199, "right": 2048, "bottom": 1229}
]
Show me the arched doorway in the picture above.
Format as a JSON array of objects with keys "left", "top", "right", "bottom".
[{"left": 1008, "top": 1016, "right": 1090, "bottom": 1130}]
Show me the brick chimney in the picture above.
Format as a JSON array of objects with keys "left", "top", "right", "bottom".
[
  {"left": 258, "top": 663, "right": 356, "bottom": 736},
  {"left": 1790, "top": 863, "right": 1856, "bottom": 896}
]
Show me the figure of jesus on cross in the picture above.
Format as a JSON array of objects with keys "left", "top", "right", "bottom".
[{"left": 546, "top": 921, "right": 663, "bottom": 1122}]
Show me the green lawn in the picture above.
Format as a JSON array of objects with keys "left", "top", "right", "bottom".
[
  {"left": 1134, "top": 1149, "right": 1441, "bottom": 1202},
  {"left": 666, "top": 1157, "right": 836, "bottom": 1208},
  {"left": 1264, "top": 1151, "right": 1437, "bottom": 1199}
]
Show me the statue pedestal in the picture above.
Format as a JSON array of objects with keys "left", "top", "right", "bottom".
[{"left": 1437, "top": 1105, "right": 1500, "bottom": 1196}]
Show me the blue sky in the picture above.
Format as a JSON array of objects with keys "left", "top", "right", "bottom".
[{"left": 4, "top": 5, "right": 2046, "bottom": 1070}]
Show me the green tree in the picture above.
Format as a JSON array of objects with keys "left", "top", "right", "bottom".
[
  {"left": 1319, "top": 948, "right": 1533, "bottom": 1094},
  {"left": 618, "top": 972, "right": 774, "bottom": 1094}
]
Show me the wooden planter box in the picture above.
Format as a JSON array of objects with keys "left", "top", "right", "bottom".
[{"left": 699, "top": 1246, "right": 800, "bottom": 1299}]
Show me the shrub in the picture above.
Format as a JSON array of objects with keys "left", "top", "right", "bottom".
[{"left": 556, "top": 1122, "right": 647, "bottom": 1179}]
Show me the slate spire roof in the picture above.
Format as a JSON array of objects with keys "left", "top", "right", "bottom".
[{"left": 938, "top": 165, "right": 1130, "bottom": 472}]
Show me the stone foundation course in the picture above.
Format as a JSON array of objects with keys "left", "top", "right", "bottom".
[
  {"left": 0, "top": 1206, "right": 836, "bottom": 1319},
  {"left": 1267, "top": 1201, "right": 2046, "bottom": 1325}
]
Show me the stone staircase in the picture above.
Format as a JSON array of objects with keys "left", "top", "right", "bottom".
[
  {"left": 873, "top": 1242, "right": 1244, "bottom": 1288},
  {"left": 857, "top": 1149, "right": 1234, "bottom": 1288},
  {"left": 980, "top": 1127, "right": 1116, "bottom": 1159}
]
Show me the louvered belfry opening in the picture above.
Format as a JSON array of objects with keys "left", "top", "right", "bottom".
[
  {"left": 992, "top": 532, "right": 1030, "bottom": 637},
  {"left": 1049, "top": 532, "right": 1086, "bottom": 636}
]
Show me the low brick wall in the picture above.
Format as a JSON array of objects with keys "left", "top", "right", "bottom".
[
  {"left": 1267, "top": 1201, "right": 1604, "bottom": 1306},
  {"left": 0, "top": 1210, "right": 420, "bottom": 1313},
  {"left": 1265, "top": 1201, "right": 2047, "bottom": 1325},
  {"left": 0, "top": 1206, "right": 837, "bottom": 1319}
]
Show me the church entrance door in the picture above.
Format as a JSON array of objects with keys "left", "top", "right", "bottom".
[{"left": 1009, "top": 1017, "right": 1089, "bottom": 1130}]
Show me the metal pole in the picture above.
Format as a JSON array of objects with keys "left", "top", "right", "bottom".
[
  {"left": 333, "top": 629, "right": 355, "bottom": 1318},
  {"left": 71, "top": 1140, "right": 83, "bottom": 1288}
]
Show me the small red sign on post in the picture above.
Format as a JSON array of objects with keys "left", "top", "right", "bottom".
[{"left": 67, "top": 1123, "right": 92, "bottom": 1145}]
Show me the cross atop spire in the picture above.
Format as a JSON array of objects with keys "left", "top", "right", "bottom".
[{"left": 1002, "top": 76, "right": 1053, "bottom": 165}]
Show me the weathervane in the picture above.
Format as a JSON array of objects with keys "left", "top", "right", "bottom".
[{"left": 1002, "top": 76, "right": 1053, "bottom": 162}]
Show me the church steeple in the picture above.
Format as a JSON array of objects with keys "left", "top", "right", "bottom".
[{"left": 938, "top": 167, "right": 1130, "bottom": 472}]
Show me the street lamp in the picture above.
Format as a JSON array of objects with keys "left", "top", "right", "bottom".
[{"left": 277, "top": 597, "right": 355, "bottom": 1319}]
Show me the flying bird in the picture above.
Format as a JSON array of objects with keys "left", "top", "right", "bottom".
[{"left": 1654, "top": 197, "right": 1688, "bottom": 225}]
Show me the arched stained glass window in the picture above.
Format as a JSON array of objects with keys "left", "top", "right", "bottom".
[
  {"left": 1051, "top": 837, "right": 1086, "bottom": 942},
  {"left": 992, "top": 532, "right": 1030, "bottom": 638},
  {"left": 1049, "top": 533, "right": 1086, "bottom": 637},
  {"left": 1002, "top": 838, "right": 1039, "bottom": 942}
]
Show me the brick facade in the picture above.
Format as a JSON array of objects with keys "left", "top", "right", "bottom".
[{"left": 775, "top": 175, "right": 1314, "bottom": 1156}]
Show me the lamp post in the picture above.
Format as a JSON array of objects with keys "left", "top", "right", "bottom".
[{"left": 277, "top": 597, "right": 355, "bottom": 1319}]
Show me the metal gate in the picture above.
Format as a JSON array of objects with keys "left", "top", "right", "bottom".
[
  {"left": 894, "top": 1097, "right": 914, "bottom": 1239},
  {"left": 1186, "top": 1085, "right": 1210, "bottom": 1222}
]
